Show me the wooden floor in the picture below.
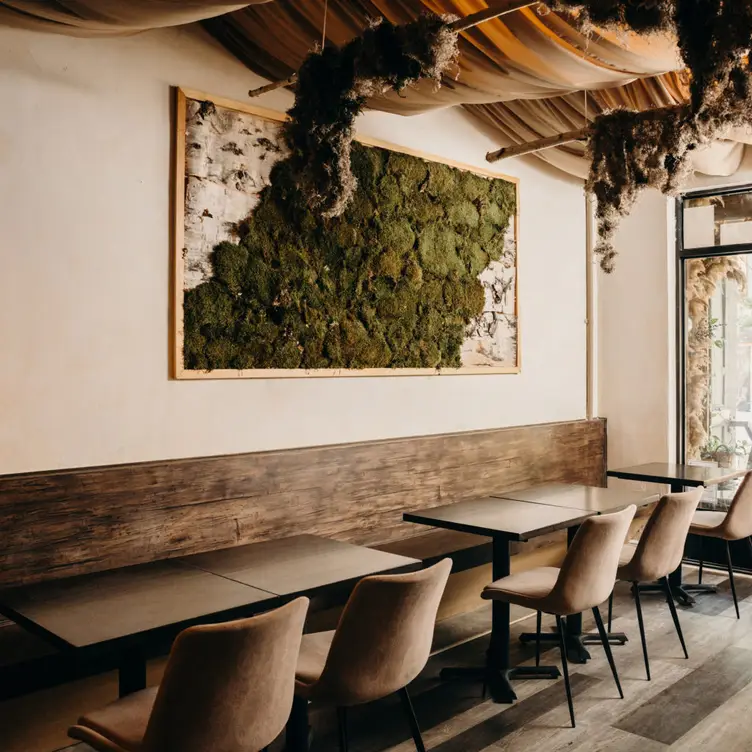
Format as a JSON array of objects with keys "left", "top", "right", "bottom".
[{"left": 12, "top": 567, "right": 752, "bottom": 752}]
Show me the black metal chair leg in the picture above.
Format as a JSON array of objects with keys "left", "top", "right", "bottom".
[
  {"left": 398, "top": 687, "right": 426, "bottom": 752},
  {"left": 632, "top": 582, "right": 651, "bottom": 681},
  {"left": 337, "top": 707, "right": 349, "bottom": 752},
  {"left": 661, "top": 577, "right": 688, "bottom": 659},
  {"left": 698, "top": 537, "right": 704, "bottom": 584},
  {"left": 535, "top": 610, "right": 542, "bottom": 667},
  {"left": 592, "top": 605, "right": 624, "bottom": 698},
  {"left": 607, "top": 591, "right": 614, "bottom": 632},
  {"left": 286, "top": 695, "right": 310, "bottom": 752},
  {"left": 555, "top": 615, "right": 576, "bottom": 728},
  {"left": 726, "top": 541, "right": 740, "bottom": 619}
]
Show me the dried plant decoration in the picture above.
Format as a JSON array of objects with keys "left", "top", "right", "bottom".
[
  {"left": 563, "top": 0, "right": 752, "bottom": 270},
  {"left": 556, "top": 0, "right": 675, "bottom": 33},
  {"left": 282, "top": 15, "right": 460, "bottom": 218},
  {"left": 585, "top": 104, "right": 695, "bottom": 272},
  {"left": 487, "top": 2, "right": 752, "bottom": 271},
  {"left": 252, "top": 3, "right": 540, "bottom": 219}
]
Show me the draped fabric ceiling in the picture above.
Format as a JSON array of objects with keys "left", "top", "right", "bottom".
[
  {"left": 2, "top": 0, "right": 748, "bottom": 178},
  {"left": 0, "top": 1, "right": 267, "bottom": 37},
  {"left": 201, "top": 0, "right": 749, "bottom": 179}
]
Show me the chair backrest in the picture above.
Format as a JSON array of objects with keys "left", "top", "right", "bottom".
[
  {"left": 310, "top": 559, "right": 452, "bottom": 707},
  {"left": 626, "top": 489, "right": 703, "bottom": 582},
  {"left": 723, "top": 472, "right": 752, "bottom": 539},
  {"left": 142, "top": 597, "right": 309, "bottom": 752},
  {"left": 548, "top": 505, "right": 636, "bottom": 615}
]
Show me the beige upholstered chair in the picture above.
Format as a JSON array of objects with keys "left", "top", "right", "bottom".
[
  {"left": 288, "top": 559, "right": 452, "bottom": 752},
  {"left": 481, "top": 506, "right": 636, "bottom": 728},
  {"left": 68, "top": 597, "right": 309, "bottom": 752},
  {"left": 690, "top": 472, "right": 752, "bottom": 618},
  {"left": 609, "top": 489, "right": 702, "bottom": 680}
]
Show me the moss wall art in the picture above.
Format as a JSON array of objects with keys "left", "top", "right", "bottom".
[{"left": 175, "top": 92, "right": 519, "bottom": 377}]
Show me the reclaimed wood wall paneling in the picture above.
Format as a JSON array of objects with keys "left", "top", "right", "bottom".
[{"left": 0, "top": 419, "right": 606, "bottom": 588}]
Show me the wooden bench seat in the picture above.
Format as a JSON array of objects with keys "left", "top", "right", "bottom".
[{"left": 374, "top": 529, "right": 493, "bottom": 572}]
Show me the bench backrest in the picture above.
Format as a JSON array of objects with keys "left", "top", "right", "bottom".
[{"left": 0, "top": 419, "right": 606, "bottom": 589}]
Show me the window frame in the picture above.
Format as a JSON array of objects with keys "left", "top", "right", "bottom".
[{"left": 676, "top": 185, "right": 752, "bottom": 463}]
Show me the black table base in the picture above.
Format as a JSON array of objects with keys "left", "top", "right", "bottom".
[
  {"left": 439, "top": 538, "right": 566, "bottom": 704},
  {"left": 638, "top": 580, "right": 708, "bottom": 607},
  {"left": 519, "top": 629, "right": 627, "bottom": 664},
  {"left": 118, "top": 647, "right": 147, "bottom": 697},
  {"left": 440, "top": 664, "right": 561, "bottom": 703},
  {"left": 581, "top": 631, "right": 628, "bottom": 646}
]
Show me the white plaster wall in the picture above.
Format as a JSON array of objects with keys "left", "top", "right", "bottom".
[
  {"left": 596, "top": 160, "right": 752, "bottom": 483},
  {"left": 596, "top": 190, "right": 676, "bottom": 477},
  {"left": 0, "top": 23, "right": 587, "bottom": 474}
]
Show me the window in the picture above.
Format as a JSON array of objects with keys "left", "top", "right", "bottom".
[{"left": 679, "top": 189, "right": 752, "bottom": 508}]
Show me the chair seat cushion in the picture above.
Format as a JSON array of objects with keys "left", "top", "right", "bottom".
[
  {"left": 615, "top": 541, "right": 639, "bottom": 580},
  {"left": 690, "top": 510, "right": 728, "bottom": 537},
  {"left": 481, "top": 567, "right": 560, "bottom": 610},
  {"left": 69, "top": 687, "right": 156, "bottom": 752},
  {"left": 618, "top": 541, "right": 638, "bottom": 567},
  {"left": 295, "top": 630, "right": 335, "bottom": 696}
]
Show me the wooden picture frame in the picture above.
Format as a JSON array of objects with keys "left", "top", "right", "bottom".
[{"left": 172, "top": 87, "right": 520, "bottom": 379}]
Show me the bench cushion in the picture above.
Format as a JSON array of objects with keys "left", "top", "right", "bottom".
[{"left": 374, "top": 529, "right": 492, "bottom": 572}]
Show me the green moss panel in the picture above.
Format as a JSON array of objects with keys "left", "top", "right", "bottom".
[{"left": 183, "top": 143, "right": 516, "bottom": 370}]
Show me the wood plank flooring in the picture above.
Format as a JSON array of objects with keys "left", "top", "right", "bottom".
[{"left": 29, "top": 568, "right": 752, "bottom": 752}]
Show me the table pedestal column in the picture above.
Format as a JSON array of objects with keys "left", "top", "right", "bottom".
[
  {"left": 118, "top": 647, "right": 147, "bottom": 697},
  {"left": 440, "top": 536, "right": 560, "bottom": 703}
]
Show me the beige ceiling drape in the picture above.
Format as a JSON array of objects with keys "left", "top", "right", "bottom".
[
  {"left": 469, "top": 71, "right": 752, "bottom": 178},
  {"left": 203, "top": 0, "right": 749, "bottom": 178},
  {"left": 205, "top": 0, "right": 681, "bottom": 111},
  {"left": 469, "top": 71, "right": 691, "bottom": 178},
  {"left": 0, "top": 1, "right": 268, "bottom": 37},
  {"left": 2, "top": 0, "right": 747, "bottom": 178}
]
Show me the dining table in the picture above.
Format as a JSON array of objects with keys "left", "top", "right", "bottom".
[
  {"left": 0, "top": 535, "right": 419, "bottom": 697},
  {"left": 490, "top": 483, "right": 659, "bottom": 662},
  {"left": 607, "top": 463, "right": 747, "bottom": 605},
  {"left": 404, "top": 497, "right": 594, "bottom": 703}
]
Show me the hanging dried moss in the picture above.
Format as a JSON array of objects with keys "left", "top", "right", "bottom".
[
  {"left": 555, "top": 0, "right": 752, "bottom": 271},
  {"left": 586, "top": 104, "right": 695, "bottom": 272},
  {"left": 183, "top": 143, "right": 516, "bottom": 371},
  {"left": 283, "top": 14, "right": 459, "bottom": 218},
  {"left": 556, "top": 0, "right": 674, "bottom": 33}
]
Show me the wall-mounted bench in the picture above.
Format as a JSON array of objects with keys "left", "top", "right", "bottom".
[{"left": 0, "top": 418, "right": 606, "bottom": 697}]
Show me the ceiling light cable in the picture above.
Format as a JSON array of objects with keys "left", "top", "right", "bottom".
[{"left": 322, "top": 0, "right": 328, "bottom": 49}]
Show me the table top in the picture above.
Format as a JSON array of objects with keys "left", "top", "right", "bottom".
[
  {"left": 607, "top": 463, "right": 747, "bottom": 488},
  {"left": 404, "top": 498, "right": 594, "bottom": 541},
  {"left": 179, "top": 534, "right": 420, "bottom": 597},
  {"left": 0, "top": 560, "right": 273, "bottom": 650},
  {"left": 491, "top": 483, "right": 659, "bottom": 513}
]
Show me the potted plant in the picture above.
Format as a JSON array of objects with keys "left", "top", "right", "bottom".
[
  {"left": 700, "top": 436, "right": 722, "bottom": 462},
  {"left": 701, "top": 435, "right": 738, "bottom": 468},
  {"left": 715, "top": 443, "right": 735, "bottom": 468}
]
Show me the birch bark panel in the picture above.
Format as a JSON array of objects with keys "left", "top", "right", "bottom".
[{"left": 183, "top": 100, "right": 287, "bottom": 289}]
